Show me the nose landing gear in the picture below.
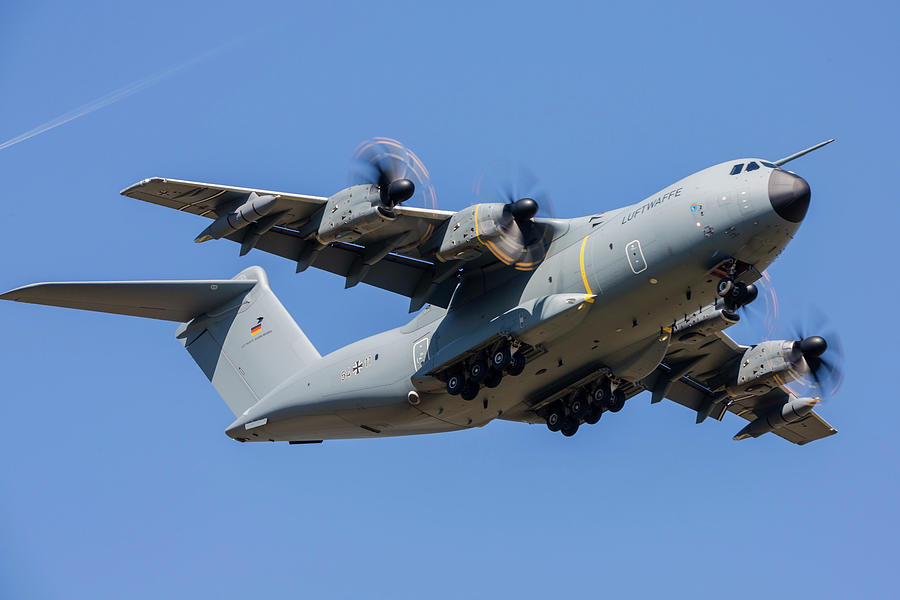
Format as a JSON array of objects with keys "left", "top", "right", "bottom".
[{"left": 713, "top": 260, "right": 760, "bottom": 312}]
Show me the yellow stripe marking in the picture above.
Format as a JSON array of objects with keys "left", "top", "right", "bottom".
[
  {"left": 579, "top": 235, "right": 595, "bottom": 303},
  {"left": 475, "top": 204, "right": 517, "bottom": 265},
  {"left": 474, "top": 204, "right": 482, "bottom": 243}
]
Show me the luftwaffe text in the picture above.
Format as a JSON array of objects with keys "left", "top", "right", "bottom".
[{"left": 621, "top": 187, "right": 683, "bottom": 224}]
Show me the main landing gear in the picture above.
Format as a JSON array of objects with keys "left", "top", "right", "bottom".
[
  {"left": 444, "top": 340, "right": 526, "bottom": 401},
  {"left": 544, "top": 377, "right": 627, "bottom": 437}
]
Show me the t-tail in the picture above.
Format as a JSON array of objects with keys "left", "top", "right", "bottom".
[{"left": 0, "top": 266, "right": 319, "bottom": 418}]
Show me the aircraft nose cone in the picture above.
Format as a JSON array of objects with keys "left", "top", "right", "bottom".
[{"left": 768, "top": 169, "right": 810, "bottom": 222}]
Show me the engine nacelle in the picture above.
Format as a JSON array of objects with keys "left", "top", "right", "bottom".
[
  {"left": 733, "top": 397, "right": 817, "bottom": 440},
  {"left": 433, "top": 203, "right": 507, "bottom": 262},
  {"left": 194, "top": 192, "right": 278, "bottom": 243},
  {"left": 316, "top": 185, "right": 396, "bottom": 244},
  {"left": 726, "top": 340, "right": 804, "bottom": 397},
  {"left": 670, "top": 305, "right": 739, "bottom": 344}
]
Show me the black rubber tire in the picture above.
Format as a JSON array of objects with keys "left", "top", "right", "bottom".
[
  {"left": 491, "top": 346, "right": 511, "bottom": 370},
  {"left": 546, "top": 406, "right": 564, "bottom": 432},
  {"left": 469, "top": 359, "right": 488, "bottom": 383},
  {"left": 483, "top": 368, "right": 503, "bottom": 389},
  {"left": 460, "top": 380, "right": 479, "bottom": 401},
  {"left": 725, "top": 282, "right": 747, "bottom": 311},
  {"left": 607, "top": 388, "right": 626, "bottom": 413},
  {"left": 506, "top": 353, "right": 526, "bottom": 376},
  {"left": 569, "top": 394, "right": 588, "bottom": 418},
  {"left": 560, "top": 418, "right": 580, "bottom": 437},
  {"left": 716, "top": 278, "right": 734, "bottom": 298},
  {"left": 583, "top": 406, "right": 602, "bottom": 425},
  {"left": 592, "top": 381, "right": 610, "bottom": 405},
  {"left": 446, "top": 373, "right": 464, "bottom": 396}
]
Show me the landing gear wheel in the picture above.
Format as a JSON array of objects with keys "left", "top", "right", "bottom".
[
  {"left": 560, "top": 418, "right": 580, "bottom": 437},
  {"left": 716, "top": 278, "right": 735, "bottom": 298},
  {"left": 569, "top": 394, "right": 589, "bottom": 418},
  {"left": 483, "top": 368, "right": 503, "bottom": 389},
  {"left": 506, "top": 353, "right": 526, "bottom": 376},
  {"left": 469, "top": 359, "right": 488, "bottom": 384},
  {"left": 460, "top": 380, "right": 479, "bottom": 401},
  {"left": 606, "top": 388, "right": 626, "bottom": 413},
  {"left": 591, "top": 381, "right": 611, "bottom": 405},
  {"left": 491, "top": 346, "right": 511, "bottom": 370},
  {"left": 546, "top": 405, "right": 565, "bottom": 432},
  {"left": 583, "top": 406, "right": 602, "bottom": 425},
  {"left": 446, "top": 373, "right": 464, "bottom": 396}
]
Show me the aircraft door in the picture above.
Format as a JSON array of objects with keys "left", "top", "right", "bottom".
[{"left": 626, "top": 240, "right": 647, "bottom": 274}]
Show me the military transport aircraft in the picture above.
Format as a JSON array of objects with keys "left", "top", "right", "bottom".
[{"left": 1, "top": 138, "right": 842, "bottom": 445}]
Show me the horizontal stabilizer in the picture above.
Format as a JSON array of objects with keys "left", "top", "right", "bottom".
[{"left": 0, "top": 279, "right": 256, "bottom": 322}]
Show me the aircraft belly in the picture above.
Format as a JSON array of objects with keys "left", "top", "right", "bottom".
[{"left": 247, "top": 409, "right": 464, "bottom": 441}]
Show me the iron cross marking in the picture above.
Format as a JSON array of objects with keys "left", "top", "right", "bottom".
[{"left": 352, "top": 361, "right": 363, "bottom": 375}]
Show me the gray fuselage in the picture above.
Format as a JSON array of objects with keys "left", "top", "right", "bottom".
[{"left": 226, "top": 159, "right": 803, "bottom": 441}]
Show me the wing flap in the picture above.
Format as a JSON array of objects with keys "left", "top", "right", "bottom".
[
  {"left": 0, "top": 280, "right": 256, "bottom": 322},
  {"left": 245, "top": 228, "right": 456, "bottom": 308},
  {"left": 770, "top": 411, "right": 837, "bottom": 445}
]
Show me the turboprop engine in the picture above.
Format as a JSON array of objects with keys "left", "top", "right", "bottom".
[
  {"left": 727, "top": 336, "right": 831, "bottom": 397},
  {"left": 433, "top": 202, "right": 509, "bottom": 262},
  {"left": 432, "top": 197, "right": 550, "bottom": 270},
  {"left": 313, "top": 182, "right": 412, "bottom": 244}
]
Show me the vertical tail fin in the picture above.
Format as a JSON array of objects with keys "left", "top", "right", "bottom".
[
  {"left": 0, "top": 265, "right": 316, "bottom": 418},
  {"left": 177, "top": 266, "right": 319, "bottom": 416}
]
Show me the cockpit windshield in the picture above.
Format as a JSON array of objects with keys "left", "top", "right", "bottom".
[{"left": 731, "top": 161, "right": 779, "bottom": 175}]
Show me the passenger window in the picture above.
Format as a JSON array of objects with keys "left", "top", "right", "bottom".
[
  {"left": 730, "top": 164, "right": 743, "bottom": 175},
  {"left": 746, "top": 161, "right": 760, "bottom": 171}
]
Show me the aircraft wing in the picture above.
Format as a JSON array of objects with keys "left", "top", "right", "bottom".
[
  {"left": 122, "top": 178, "right": 459, "bottom": 310},
  {"left": 645, "top": 328, "right": 837, "bottom": 445},
  {"left": 121, "top": 177, "right": 328, "bottom": 219}
]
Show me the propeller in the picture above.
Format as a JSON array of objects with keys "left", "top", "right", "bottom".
[
  {"left": 350, "top": 137, "right": 437, "bottom": 209},
  {"left": 729, "top": 272, "right": 843, "bottom": 400},
  {"left": 787, "top": 309, "right": 844, "bottom": 401},
  {"left": 473, "top": 162, "right": 556, "bottom": 270},
  {"left": 729, "top": 271, "right": 779, "bottom": 339}
]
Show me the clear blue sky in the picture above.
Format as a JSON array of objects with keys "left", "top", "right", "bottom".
[{"left": 2, "top": 1, "right": 898, "bottom": 598}]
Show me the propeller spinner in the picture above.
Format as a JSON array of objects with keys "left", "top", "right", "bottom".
[{"left": 790, "top": 330, "right": 844, "bottom": 401}]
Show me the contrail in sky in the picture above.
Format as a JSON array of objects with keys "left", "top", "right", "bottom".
[{"left": 0, "top": 45, "right": 229, "bottom": 151}]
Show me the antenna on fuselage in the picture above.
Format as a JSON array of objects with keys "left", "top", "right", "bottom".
[{"left": 773, "top": 139, "right": 835, "bottom": 167}]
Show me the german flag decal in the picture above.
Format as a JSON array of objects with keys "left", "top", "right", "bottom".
[{"left": 251, "top": 316, "right": 264, "bottom": 336}]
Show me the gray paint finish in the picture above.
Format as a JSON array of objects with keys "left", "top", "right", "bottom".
[{"left": 3, "top": 143, "right": 838, "bottom": 445}]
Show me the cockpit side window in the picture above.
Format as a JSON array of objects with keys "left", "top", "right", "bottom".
[
  {"left": 761, "top": 161, "right": 778, "bottom": 168},
  {"left": 746, "top": 161, "right": 760, "bottom": 171},
  {"left": 730, "top": 164, "right": 744, "bottom": 175}
]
